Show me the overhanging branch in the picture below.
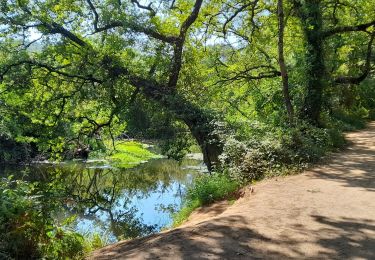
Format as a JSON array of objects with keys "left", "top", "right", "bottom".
[
  {"left": 322, "top": 20, "right": 375, "bottom": 38},
  {"left": 1, "top": 60, "right": 102, "bottom": 83}
]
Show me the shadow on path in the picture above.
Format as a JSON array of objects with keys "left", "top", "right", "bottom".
[
  {"left": 91, "top": 122, "right": 375, "bottom": 259},
  {"left": 92, "top": 214, "right": 375, "bottom": 259}
]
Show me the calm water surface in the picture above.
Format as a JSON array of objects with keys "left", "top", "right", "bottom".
[{"left": 0, "top": 157, "right": 206, "bottom": 242}]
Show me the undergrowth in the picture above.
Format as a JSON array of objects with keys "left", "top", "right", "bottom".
[
  {"left": 172, "top": 113, "right": 370, "bottom": 226},
  {"left": 0, "top": 177, "right": 105, "bottom": 259}
]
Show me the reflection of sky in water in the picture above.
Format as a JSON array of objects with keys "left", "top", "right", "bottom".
[
  {"left": 72, "top": 164, "right": 199, "bottom": 242},
  {"left": 0, "top": 158, "right": 205, "bottom": 242},
  {"left": 132, "top": 180, "right": 184, "bottom": 227},
  {"left": 75, "top": 180, "right": 187, "bottom": 238}
]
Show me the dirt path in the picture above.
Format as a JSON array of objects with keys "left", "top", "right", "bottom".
[{"left": 90, "top": 123, "right": 375, "bottom": 260}]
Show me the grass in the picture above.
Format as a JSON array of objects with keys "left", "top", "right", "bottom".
[
  {"left": 109, "top": 141, "right": 162, "bottom": 168},
  {"left": 172, "top": 199, "right": 201, "bottom": 227},
  {"left": 172, "top": 172, "right": 240, "bottom": 227}
]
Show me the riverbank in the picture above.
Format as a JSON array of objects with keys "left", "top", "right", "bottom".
[{"left": 89, "top": 122, "right": 375, "bottom": 259}]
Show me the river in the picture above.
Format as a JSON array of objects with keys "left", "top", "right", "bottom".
[{"left": 0, "top": 156, "right": 206, "bottom": 243}]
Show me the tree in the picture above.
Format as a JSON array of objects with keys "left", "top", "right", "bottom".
[
  {"left": 277, "top": 0, "right": 294, "bottom": 122},
  {"left": 292, "top": 0, "right": 375, "bottom": 124},
  {"left": 0, "top": 0, "right": 374, "bottom": 167},
  {"left": 0, "top": 0, "right": 222, "bottom": 169}
]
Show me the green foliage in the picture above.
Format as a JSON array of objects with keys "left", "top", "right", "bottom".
[
  {"left": 84, "top": 233, "right": 109, "bottom": 251},
  {"left": 172, "top": 172, "right": 240, "bottom": 226},
  {"left": 159, "top": 132, "right": 194, "bottom": 161},
  {"left": 0, "top": 0, "right": 375, "bottom": 253},
  {"left": 358, "top": 79, "right": 375, "bottom": 115},
  {"left": 0, "top": 177, "right": 87, "bottom": 259},
  {"left": 0, "top": 0, "right": 374, "bottom": 166},
  {"left": 109, "top": 141, "right": 162, "bottom": 168},
  {"left": 187, "top": 173, "right": 240, "bottom": 205},
  {"left": 125, "top": 101, "right": 195, "bottom": 161},
  {"left": 0, "top": 136, "right": 35, "bottom": 163},
  {"left": 220, "top": 120, "right": 350, "bottom": 183},
  {"left": 331, "top": 108, "right": 368, "bottom": 131},
  {"left": 42, "top": 229, "right": 85, "bottom": 260},
  {"left": 171, "top": 200, "right": 201, "bottom": 227}
]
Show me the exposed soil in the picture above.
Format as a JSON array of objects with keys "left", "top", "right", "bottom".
[{"left": 90, "top": 122, "right": 375, "bottom": 259}]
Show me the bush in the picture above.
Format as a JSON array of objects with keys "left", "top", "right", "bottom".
[
  {"left": 0, "top": 177, "right": 87, "bottom": 259},
  {"left": 187, "top": 173, "right": 240, "bottom": 205},
  {"left": 219, "top": 120, "right": 349, "bottom": 183},
  {"left": 327, "top": 128, "right": 347, "bottom": 148},
  {"left": 331, "top": 108, "right": 368, "bottom": 131},
  {"left": 369, "top": 109, "right": 375, "bottom": 120},
  {"left": 0, "top": 136, "right": 36, "bottom": 164},
  {"left": 172, "top": 173, "right": 240, "bottom": 226}
]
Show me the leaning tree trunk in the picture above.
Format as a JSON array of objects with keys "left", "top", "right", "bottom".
[
  {"left": 104, "top": 59, "right": 223, "bottom": 171},
  {"left": 296, "top": 0, "right": 326, "bottom": 125},
  {"left": 140, "top": 85, "right": 223, "bottom": 171},
  {"left": 170, "top": 97, "right": 223, "bottom": 171},
  {"left": 163, "top": 95, "right": 223, "bottom": 171}
]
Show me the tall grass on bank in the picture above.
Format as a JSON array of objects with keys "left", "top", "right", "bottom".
[{"left": 172, "top": 173, "right": 240, "bottom": 227}]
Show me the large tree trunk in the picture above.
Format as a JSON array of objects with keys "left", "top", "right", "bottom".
[
  {"left": 277, "top": 0, "right": 294, "bottom": 123},
  {"left": 140, "top": 85, "right": 223, "bottom": 170},
  {"left": 105, "top": 60, "right": 223, "bottom": 171},
  {"left": 165, "top": 95, "right": 223, "bottom": 171},
  {"left": 172, "top": 99, "right": 223, "bottom": 171},
  {"left": 296, "top": 0, "right": 326, "bottom": 125}
]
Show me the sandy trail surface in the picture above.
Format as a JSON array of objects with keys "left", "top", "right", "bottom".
[{"left": 90, "top": 123, "right": 375, "bottom": 259}]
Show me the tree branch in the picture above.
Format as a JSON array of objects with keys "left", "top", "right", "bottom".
[
  {"left": 215, "top": 65, "right": 281, "bottom": 85},
  {"left": 167, "top": 0, "right": 204, "bottom": 89},
  {"left": 17, "top": 6, "right": 88, "bottom": 47},
  {"left": 86, "top": 0, "right": 100, "bottom": 31},
  {"left": 130, "top": 0, "right": 156, "bottom": 16},
  {"left": 222, "top": 1, "right": 259, "bottom": 36},
  {"left": 94, "top": 21, "right": 179, "bottom": 43},
  {"left": 322, "top": 20, "right": 375, "bottom": 38},
  {"left": 334, "top": 33, "right": 375, "bottom": 84},
  {"left": 42, "top": 21, "right": 88, "bottom": 47},
  {"left": 1, "top": 60, "right": 102, "bottom": 83}
]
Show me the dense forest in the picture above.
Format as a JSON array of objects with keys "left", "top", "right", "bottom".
[{"left": 0, "top": 0, "right": 374, "bottom": 258}]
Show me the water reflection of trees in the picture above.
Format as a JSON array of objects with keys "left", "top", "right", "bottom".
[{"left": 1, "top": 159, "right": 200, "bottom": 240}]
